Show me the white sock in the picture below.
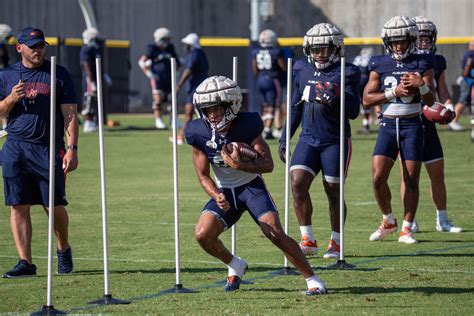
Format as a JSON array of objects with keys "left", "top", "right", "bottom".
[
  {"left": 437, "top": 210, "right": 448, "bottom": 222},
  {"left": 264, "top": 127, "right": 271, "bottom": 133},
  {"left": 305, "top": 275, "right": 326, "bottom": 290},
  {"left": 227, "top": 256, "right": 247, "bottom": 277},
  {"left": 299, "top": 225, "right": 314, "bottom": 241},
  {"left": 402, "top": 220, "right": 413, "bottom": 231},
  {"left": 382, "top": 213, "right": 396, "bottom": 224},
  {"left": 331, "top": 231, "right": 340, "bottom": 244}
]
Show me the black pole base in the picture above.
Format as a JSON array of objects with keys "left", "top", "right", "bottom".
[
  {"left": 31, "top": 305, "right": 67, "bottom": 315},
  {"left": 269, "top": 266, "right": 300, "bottom": 276},
  {"left": 326, "top": 259, "right": 356, "bottom": 270},
  {"left": 161, "top": 284, "right": 198, "bottom": 294},
  {"left": 88, "top": 294, "right": 130, "bottom": 305}
]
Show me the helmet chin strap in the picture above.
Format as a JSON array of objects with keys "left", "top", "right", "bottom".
[{"left": 313, "top": 56, "right": 340, "bottom": 69}]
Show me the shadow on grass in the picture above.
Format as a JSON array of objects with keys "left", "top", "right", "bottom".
[
  {"left": 106, "top": 126, "right": 168, "bottom": 132},
  {"left": 333, "top": 286, "right": 474, "bottom": 295}
]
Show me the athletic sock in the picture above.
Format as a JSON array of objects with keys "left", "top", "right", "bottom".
[
  {"left": 402, "top": 220, "right": 413, "bottom": 232},
  {"left": 306, "top": 275, "right": 326, "bottom": 290},
  {"left": 382, "top": 213, "right": 396, "bottom": 225},
  {"left": 299, "top": 225, "right": 314, "bottom": 241},
  {"left": 264, "top": 127, "right": 271, "bottom": 133},
  {"left": 227, "top": 256, "right": 247, "bottom": 277},
  {"left": 331, "top": 231, "right": 340, "bottom": 244},
  {"left": 436, "top": 210, "right": 448, "bottom": 222}
]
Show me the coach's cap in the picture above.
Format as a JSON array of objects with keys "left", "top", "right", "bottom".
[{"left": 18, "top": 27, "right": 48, "bottom": 47}]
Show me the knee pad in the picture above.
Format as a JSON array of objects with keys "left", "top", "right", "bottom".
[{"left": 261, "top": 113, "right": 274, "bottom": 121}]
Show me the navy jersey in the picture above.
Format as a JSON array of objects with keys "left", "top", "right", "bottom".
[
  {"left": 145, "top": 43, "right": 179, "bottom": 79},
  {"left": 0, "top": 42, "right": 9, "bottom": 69},
  {"left": 183, "top": 48, "right": 209, "bottom": 93},
  {"left": 280, "top": 59, "right": 361, "bottom": 147},
  {"left": 185, "top": 112, "right": 263, "bottom": 188},
  {"left": 368, "top": 54, "right": 434, "bottom": 115},
  {"left": 80, "top": 40, "right": 104, "bottom": 89},
  {"left": 352, "top": 53, "right": 371, "bottom": 95},
  {"left": 461, "top": 50, "right": 474, "bottom": 77},
  {"left": 251, "top": 46, "right": 284, "bottom": 78},
  {"left": 0, "top": 60, "right": 77, "bottom": 145},
  {"left": 433, "top": 54, "right": 447, "bottom": 93}
]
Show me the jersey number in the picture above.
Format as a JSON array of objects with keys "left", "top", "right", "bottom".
[
  {"left": 256, "top": 50, "right": 272, "bottom": 70},
  {"left": 384, "top": 76, "right": 413, "bottom": 103}
]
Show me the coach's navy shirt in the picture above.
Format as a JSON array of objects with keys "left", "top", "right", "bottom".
[
  {"left": 0, "top": 60, "right": 77, "bottom": 145},
  {"left": 183, "top": 48, "right": 208, "bottom": 93},
  {"left": 280, "top": 59, "right": 360, "bottom": 147}
]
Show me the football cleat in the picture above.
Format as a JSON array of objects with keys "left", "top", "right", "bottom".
[
  {"left": 299, "top": 235, "right": 319, "bottom": 255},
  {"left": 411, "top": 219, "right": 420, "bottom": 233},
  {"left": 398, "top": 228, "right": 418, "bottom": 244},
  {"left": 155, "top": 117, "right": 167, "bottom": 129},
  {"left": 323, "top": 239, "right": 340, "bottom": 259},
  {"left": 306, "top": 287, "right": 328, "bottom": 296},
  {"left": 436, "top": 220, "right": 462, "bottom": 233},
  {"left": 3, "top": 260, "right": 37, "bottom": 278},
  {"left": 224, "top": 275, "right": 242, "bottom": 292},
  {"left": 57, "top": 247, "right": 74, "bottom": 274},
  {"left": 369, "top": 219, "right": 398, "bottom": 241},
  {"left": 448, "top": 121, "right": 464, "bottom": 131}
]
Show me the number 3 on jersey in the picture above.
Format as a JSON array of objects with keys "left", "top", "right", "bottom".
[{"left": 384, "top": 75, "right": 413, "bottom": 104}]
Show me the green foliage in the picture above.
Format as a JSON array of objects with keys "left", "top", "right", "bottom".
[{"left": 0, "top": 114, "right": 473, "bottom": 314}]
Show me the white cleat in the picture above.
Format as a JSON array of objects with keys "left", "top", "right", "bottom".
[
  {"left": 411, "top": 220, "right": 420, "bottom": 233},
  {"left": 448, "top": 121, "right": 464, "bottom": 131},
  {"left": 271, "top": 128, "right": 282, "bottom": 139},
  {"left": 155, "top": 117, "right": 167, "bottom": 129},
  {"left": 436, "top": 220, "right": 462, "bottom": 233},
  {"left": 398, "top": 229, "right": 418, "bottom": 244},
  {"left": 369, "top": 219, "right": 398, "bottom": 241}
]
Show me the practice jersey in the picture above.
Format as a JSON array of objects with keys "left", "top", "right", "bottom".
[
  {"left": 145, "top": 43, "right": 178, "bottom": 79},
  {"left": 183, "top": 48, "right": 208, "bottom": 93},
  {"left": 185, "top": 112, "right": 263, "bottom": 188},
  {"left": 80, "top": 40, "right": 105, "bottom": 89},
  {"left": 368, "top": 54, "right": 434, "bottom": 116},
  {"left": 0, "top": 60, "right": 77, "bottom": 145},
  {"left": 461, "top": 50, "right": 474, "bottom": 78},
  {"left": 251, "top": 46, "right": 284, "bottom": 78},
  {"left": 280, "top": 59, "right": 360, "bottom": 148}
]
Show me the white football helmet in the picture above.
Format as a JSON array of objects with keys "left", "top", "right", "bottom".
[
  {"left": 153, "top": 27, "right": 171, "bottom": 45},
  {"left": 181, "top": 33, "right": 201, "bottom": 49},
  {"left": 303, "top": 23, "right": 344, "bottom": 69},
  {"left": 0, "top": 24, "right": 12, "bottom": 42},
  {"left": 413, "top": 16, "right": 437, "bottom": 54},
  {"left": 82, "top": 27, "right": 99, "bottom": 45},
  {"left": 381, "top": 16, "right": 419, "bottom": 61},
  {"left": 193, "top": 76, "right": 242, "bottom": 131},
  {"left": 259, "top": 29, "right": 277, "bottom": 48}
]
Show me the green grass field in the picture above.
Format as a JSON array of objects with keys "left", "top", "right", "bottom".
[{"left": 1, "top": 114, "right": 473, "bottom": 314}]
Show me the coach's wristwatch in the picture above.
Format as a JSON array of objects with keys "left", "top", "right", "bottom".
[{"left": 67, "top": 144, "right": 78, "bottom": 151}]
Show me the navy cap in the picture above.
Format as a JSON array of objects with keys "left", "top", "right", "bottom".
[{"left": 18, "top": 27, "right": 48, "bottom": 47}]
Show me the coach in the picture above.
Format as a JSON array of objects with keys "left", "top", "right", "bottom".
[{"left": 0, "top": 27, "right": 78, "bottom": 278}]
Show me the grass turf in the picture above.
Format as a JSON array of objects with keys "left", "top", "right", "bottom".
[{"left": 0, "top": 114, "right": 473, "bottom": 314}]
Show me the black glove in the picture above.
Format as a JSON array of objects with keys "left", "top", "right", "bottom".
[
  {"left": 278, "top": 143, "right": 287, "bottom": 163},
  {"left": 315, "top": 81, "right": 340, "bottom": 106}
]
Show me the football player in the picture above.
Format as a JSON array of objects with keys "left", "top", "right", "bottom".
[
  {"left": 251, "top": 29, "right": 287, "bottom": 139},
  {"left": 363, "top": 16, "right": 436, "bottom": 244},
  {"left": 138, "top": 27, "right": 179, "bottom": 129},
  {"left": 405, "top": 17, "right": 461, "bottom": 233},
  {"left": 185, "top": 76, "right": 326, "bottom": 296},
  {"left": 278, "top": 23, "right": 361, "bottom": 259}
]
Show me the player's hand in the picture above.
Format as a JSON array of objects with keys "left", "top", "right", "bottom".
[
  {"left": 215, "top": 192, "right": 230, "bottom": 211},
  {"left": 9, "top": 80, "right": 26, "bottom": 103},
  {"left": 278, "top": 143, "right": 286, "bottom": 163},
  {"left": 62, "top": 149, "right": 78, "bottom": 173},
  {"left": 221, "top": 144, "right": 241, "bottom": 169},
  {"left": 315, "top": 81, "right": 340, "bottom": 106},
  {"left": 394, "top": 82, "right": 412, "bottom": 97},
  {"left": 401, "top": 72, "right": 424, "bottom": 88}
]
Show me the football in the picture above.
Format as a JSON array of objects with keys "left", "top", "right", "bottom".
[
  {"left": 422, "top": 102, "right": 455, "bottom": 124},
  {"left": 224, "top": 142, "right": 258, "bottom": 161}
]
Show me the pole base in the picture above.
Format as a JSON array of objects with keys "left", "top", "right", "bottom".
[
  {"left": 269, "top": 266, "right": 300, "bottom": 276},
  {"left": 161, "top": 284, "right": 198, "bottom": 294},
  {"left": 88, "top": 294, "right": 130, "bottom": 305},
  {"left": 31, "top": 305, "right": 67, "bottom": 315},
  {"left": 326, "top": 259, "right": 356, "bottom": 269}
]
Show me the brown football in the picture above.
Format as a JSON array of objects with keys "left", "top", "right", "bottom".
[{"left": 225, "top": 142, "right": 258, "bottom": 161}]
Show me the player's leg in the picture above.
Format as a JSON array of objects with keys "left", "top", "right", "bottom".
[
  {"left": 449, "top": 80, "right": 468, "bottom": 131},
  {"left": 290, "top": 142, "right": 320, "bottom": 254},
  {"left": 195, "top": 195, "right": 247, "bottom": 292}
]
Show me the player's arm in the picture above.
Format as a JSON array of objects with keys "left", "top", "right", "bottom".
[
  {"left": 0, "top": 80, "right": 25, "bottom": 118},
  {"left": 177, "top": 68, "right": 192, "bottom": 93},
  {"left": 279, "top": 81, "right": 304, "bottom": 144},
  {"left": 462, "top": 57, "right": 473, "bottom": 78},
  {"left": 61, "top": 102, "right": 79, "bottom": 173},
  {"left": 344, "top": 71, "right": 362, "bottom": 119},
  {"left": 138, "top": 55, "right": 154, "bottom": 79},
  {"left": 192, "top": 146, "right": 229, "bottom": 211},
  {"left": 277, "top": 57, "right": 287, "bottom": 72},
  {"left": 221, "top": 135, "right": 274, "bottom": 174},
  {"left": 251, "top": 59, "right": 258, "bottom": 76},
  {"left": 363, "top": 71, "right": 410, "bottom": 107}
]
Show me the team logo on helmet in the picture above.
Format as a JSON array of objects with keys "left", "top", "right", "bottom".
[
  {"left": 193, "top": 76, "right": 242, "bottom": 131},
  {"left": 303, "top": 23, "right": 344, "bottom": 69},
  {"left": 381, "top": 16, "right": 419, "bottom": 61},
  {"left": 413, "top": 16, "right": 437, "bottom": 54}
]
